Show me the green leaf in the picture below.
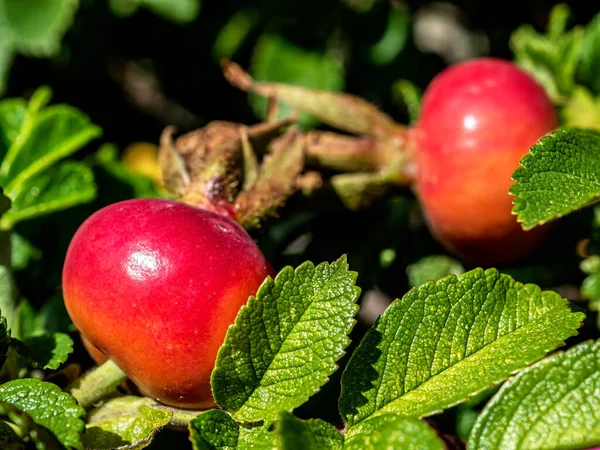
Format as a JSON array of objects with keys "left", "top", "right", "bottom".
[
  {"left": 211, "top": 9, "right": 258, "bottom": 61},
  {"left": 0, "top": 161, "right": 96, "bottom": 229},
  {"left": 511, "top": 129, "right": 600, "bottom": 229},
  {"left": 579, "top": 12, "right": 600, "bottom": 95},
  {"left": 10, "top": 233, "right": 41, "bottom": 271},
  {"left": 0, "top": 378, "right": 85, "bottom": 449},
  {"left": 406, "top": 255, "right": 464, "bottom": 287},
  {"left": 250, "top": 34, "right": 344, "bottom": 129},
  {"left": 561, "top": 86, "right": 600, "bottom": 130},
  {"left": 83, "top": 396, "right": 171, "bottom": 450},
  {"left": 0, "top": 0, "right": 80, "bottom": 56},
  {"left": 0, "top": 104, "right": 101, "bottom": 193},
  {"left": 339, "top": 268, "right": 584, "bottom": 426},
  {"left": 139, "top": 0, "right": 200, "bottom": 23},
  {"left": 469, "top": 340, "right": 600, "bottom": 450},
  {"left": 276, "top": 411, "right": 342, "bottom": 450},
  {"left": 368, "top": 7, "right": 410, "bottom": 66},
  {"left": 212, "top": 256, "right": 360, "bottom": 422},
  {"left": 0, "top": 400, "right": 64, "bottom": 449},
  {"left": 344, "top": 414, "right": 445, "bottom": 450},
  {"left": 510, "top": 4, "right": 582, "bottom": 103},
  {"left": 0, "top": 98, "right": 27, "bottom": 161},
  {"left": 189, "top": 409, "right": 276, "bottom": 450},
  {"left": 0, "top": 41, "right": 14, "bottom": 95},
  {"left": 13, "top": 332, "right": 73, "bottom": 370}
]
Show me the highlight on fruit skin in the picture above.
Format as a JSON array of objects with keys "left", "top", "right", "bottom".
[
  {"left": 62, "top": 198, "right": 274, "bottom": 409},
  {"left": 410, "top": 57, "right": 559, "bottom": 265}
]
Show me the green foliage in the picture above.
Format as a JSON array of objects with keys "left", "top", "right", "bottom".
[
  {"left": 339, "top": 268, "right": 583, "bottom": 426},
  {"left": 0, "top": 400, "right": 64, "bottom": 449},
  {"left": 0, "top": 0, "right": 79, "bottom": 92},
  {"left": 189, "top": 409, "right": 275, "bottom": 450},
  {"left": 83, "top": 397, "right": 171, "bottom": 450},
  {"left": 511, "top": 129, "right": 600, "bottom": 229},
  {"left": 249, "top": 33, "right": 345, "bottom": 129},
  {"left": 406, "top": 255, "right": 464, "bottom": 287},
  {"left": 344, "top": 414, "right": 444, "bottom": 450},
  {"left": 109, "top": 0, "right": 201, "bottom": 23},
  {"left": 211, "top": 256, "right": 360, "bottom": 422},
  {"left": 0, "top": 87, "right": 101, "bottom": 230},
  {"left": 0, "top": 379, "right": 85, "bottom": 449},
  {"left": 276, "top": 411, "right": 342, "bottom": 450},
  {"left": 469, "top": 341, "right": 600, "bottom": 449}
]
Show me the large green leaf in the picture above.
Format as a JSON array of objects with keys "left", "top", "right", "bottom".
[
  {"left": 339, "top": 268, "right": 584, "bottom": 426},
  {"left": 344, "top": 414, "right": 445, "bottom": 450},
  {"left": 0, "top": 400, "right": 64, "bottom": 449},
  {"left": 511, "top": 129, "right": 600, "bottom": 229},
  {"left": 469, "top": 341, "right": 600, "bottom": 450},
  {"left": 0, "top": 379, "right": 85, "bottom": 449},
  {"left": 579, "top": 12, "right": 600, "bottom": 95},
  {"left": 211, "top": 256, "right": 360, "bottom": 422}
]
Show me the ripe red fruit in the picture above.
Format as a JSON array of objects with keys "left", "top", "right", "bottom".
[
  {"left": 411, "top": 58, "right": 558, "bottom": 265},
  {"left": 62, "top": 198, "right": 274, "bottom": 409}
]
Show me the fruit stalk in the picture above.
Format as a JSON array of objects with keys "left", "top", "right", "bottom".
[{"left": 68, "top": 359, "right": 127, "bottom": 409}]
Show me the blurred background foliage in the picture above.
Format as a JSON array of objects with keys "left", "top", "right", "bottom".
[{"left": 2, "top": 0, "right": 599, "bottom": 323}]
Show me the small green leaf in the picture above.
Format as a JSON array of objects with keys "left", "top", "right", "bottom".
[
  {"left": 579, "top": 12, "right": 600, "bottom": 95},
  {"left": 406, "top": 255, "right": 464, "bottom": 287},
  {"left": 0, "top": 378, "right": 85, "bottom": 449},
  {"left": 469, "top": 340, "right": 600, "bottom": 450},
  {"left": 511, "top": 129, "right": 600, "bottom": 229},
  {"left": 510, "top": 4, "right": 582, "bottom": 103},
  {"left": 0, "top": 41, "right": 14, "bottom": 95},
  {"left": 10, "top": 233, "right": 41, "bottom": 271},
  {"left": 250, "top": 34, "right": 344, "bottom": 129},
  {"left": 344, "top": 414, "right": 445, "bottom": 450},
  {"left": 368, "top": 7, "right": 410, "bottom": 66},
  {"left": 13, "top": 332, "right": 73, "bottom": 370},
  {"left": 0, "top": 104, "right": 101, "bottom": 193},
  {"left": 84, "top": 396, "right": 171, "bottom": 450},
  {"left": 189, "top": 409, "right": 276, "bottom": 450},
  {"left": 276, "top": 411, "right": 342, "bottom": 450},
  {"left": 0, "top": 98, "right": 27, "bottom": 161},
  {"left": 138, "top": 0, "right": 201, "bottom": 23},
  {"left": 211, "top": 9, "right": 258, "bottom": 61},
  {"left": 1, "top": 161, "right": 96, "bottom": 229},
  {"left": 212, "top": 256, "right": 360, "bottom": 422},
  {"left": 339, "top": 268, "right": 584, "bottom": 426},
  {"left": 1, "top": 0, "right": 80, "bottom": 56},
  {"left": 0, "top": 400, "right": 63, "bottom": 449},
  {"left": 562, "top": 86, "right": 600, "bottom": 130}
]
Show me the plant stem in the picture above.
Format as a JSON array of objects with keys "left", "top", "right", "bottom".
[{"left": 67, "top": 359, "right": 127, "bottom": 409}]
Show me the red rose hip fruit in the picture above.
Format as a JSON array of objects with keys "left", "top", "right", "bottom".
[
  {"left": 62, "top": 198, "right": 274, "bottom": 409},
  {"left": 411, "top": 58, "right": 558, "bottom": 265}
]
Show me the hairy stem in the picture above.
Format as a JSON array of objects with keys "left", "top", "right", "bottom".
[{"left": 68, "top": 359, "right": 127, "bottom": 409}]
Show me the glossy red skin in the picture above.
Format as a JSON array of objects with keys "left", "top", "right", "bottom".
[
  {"left": 412, "top": 58, "right": 558, "bottom": 265},
  {"left": 63, "top": 198, "right": 274, "bottom": 409}
]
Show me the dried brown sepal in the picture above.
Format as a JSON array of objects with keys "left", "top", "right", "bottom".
[
  {"left": 236, "top": 129, "right": 306, "bottom": 229},
  {"left": 221, "top": 59, "right": 405, "bottom": 138},
  {"left": 159, "top": 126, "right": 191, "bottom": 196}
]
